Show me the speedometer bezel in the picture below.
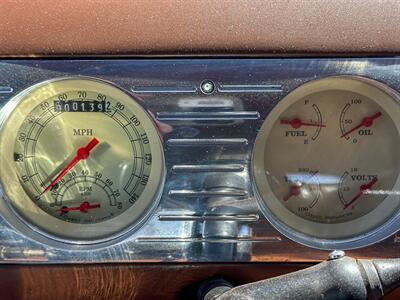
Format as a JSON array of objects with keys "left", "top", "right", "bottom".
[{"left": 0, "top": 77, "right": 166, "bottom": 249}]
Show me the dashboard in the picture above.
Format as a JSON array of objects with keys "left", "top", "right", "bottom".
[
  {"left": 1, "top": 1, "right": 400, "bottom": 299},
  {"left": 0, "top": 58, "right": 399, "bottom": 263}
]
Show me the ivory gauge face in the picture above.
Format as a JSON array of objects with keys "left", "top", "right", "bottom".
[
  {"left": 253, "top": 76, "right": 400, "bottom": 244},
  {"left": 0, "top": 78, "right": 165, "bottom": 243}
]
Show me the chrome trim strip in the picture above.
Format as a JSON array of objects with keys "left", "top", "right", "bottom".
[
  {"left": 168, "top": 189, "right": 248, "bottom": 198},
  {"left": 156, "top": 111, "right": 260, "bottom": 121},
  {"left": 167, "top": 138, "right": 248, "bottom": 146},
  {"left": 0, "top": 87, "right": 13, "bottom": 94},
  {"left": 131, "top": 86, "right": 197, "bottom": 93},
  {"left": 158, "top": 214, "right": 259, "bottom": 222},
  {"left": 135, "top": 236, "right": 281, "bottom": 243},
  {"left": 171, "top": 164, "right": 245, "bottom": 173},
  {"left": 218, "top": 84, "right": 283, "bottom": 93}
]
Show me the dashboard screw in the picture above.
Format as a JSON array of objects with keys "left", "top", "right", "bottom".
[{"left": 200, "top": 80, "right": 215, "bottom": 94}]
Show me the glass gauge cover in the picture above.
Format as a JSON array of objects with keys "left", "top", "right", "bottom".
[
  {"left": 252, "top": 76, "right": 400, "bottom": 249},
  {"left": 0, "top": 77, "right": 165, "bottom": 246}
]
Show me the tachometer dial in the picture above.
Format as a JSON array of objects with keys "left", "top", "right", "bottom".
[
  {"left": 253, "top": 76, "right": 400, "bottom": 249},
  {"left": 0, "top": 78, "right": 165, "bottom": 245}
]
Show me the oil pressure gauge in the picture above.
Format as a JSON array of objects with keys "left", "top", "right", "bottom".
[
  {"left": 253, "top": 76, "right": 400, "bottom": 249},
  {"left": 0, "top": 78, "right": 165, "bottom": 246}
]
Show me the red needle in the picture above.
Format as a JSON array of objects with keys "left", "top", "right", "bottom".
[
  {"left": 283, "top": 185, "right": 301, "bottom": 202},
  {"left": 343, "top": 177, "right": 378, "bottom": 210},
  {"left": 56, "top": 201, "right": 101, "bottom": 213},
  {"left": 340, "top": 112, "right": 382, "bottom": 138},
  {"left": 42, "top": 137, "right": 99, "bottom": 193},
  {"left": 283, "top": 171, "right": 319, "bottom": 201},
  {"left": 280, "top": 118, "right": 326, "bottom": 129}
]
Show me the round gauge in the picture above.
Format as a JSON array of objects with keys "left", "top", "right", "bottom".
[
  {"left": 0, "top": 77, "right": 165, "bottom": 246},
  {"left": 253, "top": 76, "right": 400, "bottom": 249}
]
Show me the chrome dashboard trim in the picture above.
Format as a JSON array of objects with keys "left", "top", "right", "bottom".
[{"left": 0, "top": 58, "right": 398, "bottom": 263}]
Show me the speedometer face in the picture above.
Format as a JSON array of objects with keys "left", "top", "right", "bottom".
[
  {"left": 253, "top": 76, "right": 400, "bottom": 248},
  {"left": 0, "top": 78, "right": 164, "bottom": 244}
]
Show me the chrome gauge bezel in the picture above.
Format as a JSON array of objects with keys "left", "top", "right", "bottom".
[
  {"left": 0, "top": 77, "right": 166, "bottom": 249},
  {"left": 252, "top": 76, "right": 400, "bottom": 250}
]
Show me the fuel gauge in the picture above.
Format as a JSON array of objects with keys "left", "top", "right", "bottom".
[{"left": 278, "top": 100, "right": 325, "bottom": 143}]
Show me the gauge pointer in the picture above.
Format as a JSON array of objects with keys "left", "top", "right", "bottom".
[
  {"left": 343, "top": 177, "right": 378, "bottom": 210},
  {"left": 340, "top": 111, "right": 382, "bottom": 138},
  {"left": 283, "top": 171, "right": 319, "bottom": 201},
  {"left": 42, "top": 137, "right": 99, "bottom": 194},
  {"left": 56, "top": 201, "right": 101, "bottom": 214},
  {"left": 280, "top": 118, "right": 326, "bottom": 129},
  {"left": 283, "top": 185, "right": 301, "bottom": 201}
]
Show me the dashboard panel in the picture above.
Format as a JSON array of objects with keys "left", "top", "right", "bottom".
[{"left": 0, "top": 58, "right": 399, "bottom": 263}]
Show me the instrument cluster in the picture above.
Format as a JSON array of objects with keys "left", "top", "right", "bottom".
[{"left": 0, "top": 59, "right": 399, "bottom": 262}]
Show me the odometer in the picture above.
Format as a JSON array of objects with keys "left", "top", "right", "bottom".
[{"left": 0, "top": 78, "right": 165, "bottom": 245}]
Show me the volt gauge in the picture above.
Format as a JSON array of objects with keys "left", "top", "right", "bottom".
[{"left": 0, "top": 78, "right": 165, "bottom": 247}]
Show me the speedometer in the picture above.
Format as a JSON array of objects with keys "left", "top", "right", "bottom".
[
  {"left": 252, "top": 76, "right": 400, "bottom": 249},
  {"left": 0, "top": 78, "right": 165, "bottom": 245}
]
